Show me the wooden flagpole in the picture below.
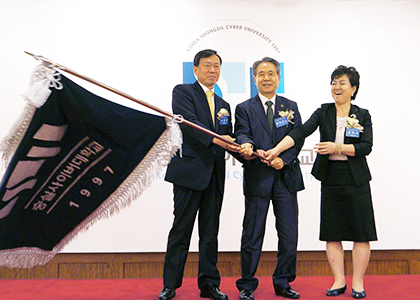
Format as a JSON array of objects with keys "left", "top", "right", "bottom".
[{"left": 24, "top": 52, "right": 264, "bottom": 160}]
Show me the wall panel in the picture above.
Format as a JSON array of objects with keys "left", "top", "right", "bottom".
[{"left": 1, "top": 250, "right": 418, "bottom": 279}]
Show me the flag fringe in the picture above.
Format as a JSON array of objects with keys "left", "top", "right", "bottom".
[
  {"left": 0, "top": 63, "right": 58, "bottom": 169},
  {"left": 0, "top": 119, "right": 182, "bottom": 268},
  {"left": 0, "top": 104, "right": 36, "bottom": 169}
]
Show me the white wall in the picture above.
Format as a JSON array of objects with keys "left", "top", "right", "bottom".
[{"left": 1, "top": 0, "right": 419, "bottom": 253}]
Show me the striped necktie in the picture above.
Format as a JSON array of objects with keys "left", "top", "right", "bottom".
[{"left": 266, "top": 100, "right": 274, "bottom": 130}]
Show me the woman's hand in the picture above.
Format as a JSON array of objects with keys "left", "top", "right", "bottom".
[
  {"left": 257, "top": 149, "right": 284, "bottom": 170},
  {"left": 265, "top": 136, "right": 295, "bottom": 161},
  {"left": 314, "top": 142, "right": 336, "bottom": 155},
  {"left": 265, "top": 147, "right": 281, "bottom": 161}
]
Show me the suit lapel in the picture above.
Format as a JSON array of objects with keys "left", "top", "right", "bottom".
[
  {"left": 274, "top": 96, "right": 282, "bottom": 115},
  {"left": 214, "top": 94, "right": 223, "bottom": 131},
  {"left": 343, "top": 104, "right": 361, "bottom": 143},
  {"left": 251, "top": 95, "right": 272, "bottom": 135},
  {"left": 273, "top": 96, "right": 289, "bottom": 140},
  {"left": 349, "top": 104, "right": 360, "bottom": 118},
  {"left": 326, "top": 104, "right": 337, "bottom": 136},
  {"left": 193, "top": 81, "right": 214, "bottom": 129}
]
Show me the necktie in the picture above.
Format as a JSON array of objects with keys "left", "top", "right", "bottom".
[
  {"left": 206, "top": 90, "right": 215, "bottom": 125},
  {"left": 266, "top": 100, "right": 274, "bottom": 130}
]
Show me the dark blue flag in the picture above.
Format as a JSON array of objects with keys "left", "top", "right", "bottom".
[{"left": 0, "top": 67, "right": 181, "bottom": 268}]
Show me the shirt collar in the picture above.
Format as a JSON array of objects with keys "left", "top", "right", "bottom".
[
  {"left": 198, "top": 81, "right": 214, "bottom": 94},
  {"left": 259, "top": 93, "right": 276, "bottom": 107}
]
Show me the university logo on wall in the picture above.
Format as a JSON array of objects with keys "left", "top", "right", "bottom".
[{"left": 175, "top": 20, "right": 293, "bottom": 109}]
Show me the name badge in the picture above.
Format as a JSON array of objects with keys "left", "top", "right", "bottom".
[
  {"left": 219, "top": 116, "right": 229, "bottom": 125},
  {"left": 274, "top": 116, "right": 289, "bottom": 128},
  {"left": 346, "top": 128, "right": 360, "bottom": 138}
]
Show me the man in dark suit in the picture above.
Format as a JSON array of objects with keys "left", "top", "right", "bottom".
[
  {"left": 234, "top": 57, "right": 304, "bottom": 300},
  {"left": 159, "top": 49, "right": 242, "bottom": 300}
]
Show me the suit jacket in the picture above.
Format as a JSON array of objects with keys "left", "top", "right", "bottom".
[
  {"left": 288, "top": 103, "right": 373, "bottom": 186},
  {"left": 165, "top": 81, "right": 234, "bottom": 193},
  {"left": 235, "top": 94, "right": 305, "bottom": 197}
]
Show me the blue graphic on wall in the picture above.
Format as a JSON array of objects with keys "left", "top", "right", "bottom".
[{"left": 183, "top": 62, "right": 284, "bottom": 98}]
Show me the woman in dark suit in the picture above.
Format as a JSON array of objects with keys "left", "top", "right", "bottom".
[{"left": 263, "top": 66, "right": 377, "bottom": 299}]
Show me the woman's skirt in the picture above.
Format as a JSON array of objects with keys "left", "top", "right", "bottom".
[{"left": 320, "top": 160, "right": 377, "bottom": 242}]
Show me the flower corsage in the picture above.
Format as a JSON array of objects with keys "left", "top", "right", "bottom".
[
  {"left": 278, "top": 109, "right": 295, "bottom": 124},
  {"left": 217, "top": 108, "right": 230, "bottom": 120},
  {"left": 346, "top": 114, "right": 364, "bottom": 132}
]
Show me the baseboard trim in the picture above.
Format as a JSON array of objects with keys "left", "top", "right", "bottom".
[{"left": 1, "top": 250, "right": 419, "bottom": 279}]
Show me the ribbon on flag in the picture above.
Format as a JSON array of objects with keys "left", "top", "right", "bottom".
[{"left": 0, "top": 64, "right": 182, "bottom": 268}]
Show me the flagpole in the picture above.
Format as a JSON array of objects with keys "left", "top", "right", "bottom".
[{"left": 24, "top": 52, "right": 265, "bottom": 160}]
